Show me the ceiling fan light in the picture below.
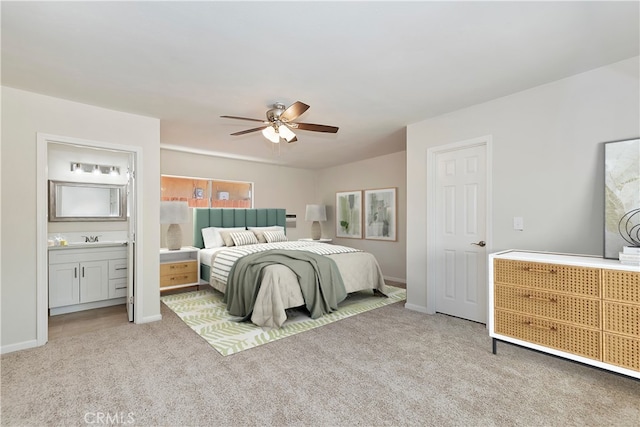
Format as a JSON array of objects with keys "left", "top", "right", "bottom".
[
  {"left": 279, "top": 125, "right": 296, "bottom": 143},
  {"left": 262, "top": 126, "right": 280, "bottom": 143}
]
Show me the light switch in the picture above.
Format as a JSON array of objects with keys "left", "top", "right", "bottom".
[{"left": 513, "top": 216, "right": 524, "bottom": 231}]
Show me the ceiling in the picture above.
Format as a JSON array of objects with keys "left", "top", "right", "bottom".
[{"left": 2, "top": 2, "right": 638, "bottom": 169}]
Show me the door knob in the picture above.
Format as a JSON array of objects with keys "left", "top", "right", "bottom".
[{"left": 471, "top": 241, "right": 486, "bottom": 247}]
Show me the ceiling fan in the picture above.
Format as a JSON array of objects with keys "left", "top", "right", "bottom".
[{"left": 221, "top": 101, "right": 339, "bottom": 143}]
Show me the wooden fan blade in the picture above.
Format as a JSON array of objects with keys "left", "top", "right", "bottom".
[
  {"left": 290, "top": 122, "right": 339, "bottom": 133},
  {"left": 230, "top": 126, "right": 268, "bottom": 136},
  {"left": 280, "top": 101, "right": 310, "bottom": 122},
  {"left": 221, "top": 115, "right": 266, "bottom": 123},
  {"left": 287, "top": 135, "right": 298, "bottom": 144}
]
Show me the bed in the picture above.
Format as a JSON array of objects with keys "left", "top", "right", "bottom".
[{"left": 193, "top": 208, "right": 387, "bottom": 328}]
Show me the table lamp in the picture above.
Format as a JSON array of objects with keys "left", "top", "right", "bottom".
[
  {"left": 305, "top": 204, "right": 327, "bottom": 240},
  {"left": 160, "top": 201, "right": 189, "bottom": 250}
]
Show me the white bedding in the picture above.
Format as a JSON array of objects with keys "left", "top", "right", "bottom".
[
  {"left": 200, "top": 242, "right": 386, "bottom": 328},
  {"left": 199, "top": 247, "right": 227, "bottom": 267}
]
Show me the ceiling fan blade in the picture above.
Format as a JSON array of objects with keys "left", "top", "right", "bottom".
[
  {"left": 230, "top": 126, "right": 268, "bottom": 136},
  {"left": 280, "top": 101, "right": 310, "bottom": 122},
  {"left": 221, "top": 115, "right": 266, "bottom": 123},
  {"left": 290, "top": 122, "right": 339, "bottom": 133},
  {"left": 287, "top": 135, "right": 298, "bottom": 143}
]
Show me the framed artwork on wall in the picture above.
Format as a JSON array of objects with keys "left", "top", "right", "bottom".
[
  {"left": 604, "top": 138, "right": 640, "bottom": 259},
  {"left": 364, "top": 187, "right": 397, "bottom": 241},
  {"left": 336, "top": 190, "right": 362, "bottom": 238}
]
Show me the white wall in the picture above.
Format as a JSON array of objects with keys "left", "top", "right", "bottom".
[
  {"left": 406, "top": 57, "right": 640, "bottom": 312},
  {"left": 160, "top": 148, "right": 318, "bottom": 244},
  {"left": 161, "top": 148, "right": 408, "bottom": 282},
  {"left": 1, "top": 87, "right": 161, "bottom": 352},
  {"left": 317, "top": 151, "right": 407, "bottom": 282}
]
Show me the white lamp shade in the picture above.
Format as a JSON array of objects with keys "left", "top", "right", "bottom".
[
  {"left": 278, "top": 125, "right": 296, "bottom": 142},
  {"left": 160, "top": 201, "right": 189, "bottom": 224},
  {"left": 262, "top": 126, "right": 280, "bottom": 143},
  {"left": 305, "top": 204, "right": 327, "bottom": 222}
]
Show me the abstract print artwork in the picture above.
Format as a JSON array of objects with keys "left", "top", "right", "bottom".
[
  {"left": 364, "top": 187, "right": 397, "bottom": 241},
  {"left": 604, "top": 138, "right": 640, "bottom": 258},
  {"left": 336, "top": 191, "right": 362, "bottom": 239}
]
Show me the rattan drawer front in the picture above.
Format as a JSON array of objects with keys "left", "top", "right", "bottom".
[
  {"left": 603, "top": 333, "right": 640, "bottom": 372},
  {"left": 494, "top": 309, "right": 600, "bottom": 360},
  {"left": 603, "top": 270, "right": 640, "bottom": 304},
  {"left": 495, "top": 285, "right": 600, "bottom": 328},
  {"left": 160, "top": 260, "right": 197, "bottom": 277},
  {"left": 494, "top": 259, "right": 600, "bottom": 297},
  {"left": 160, "top": 271, "right": 198, "bottom": 288},
  {"left": 603, "top": 301, "right": 640, "bottom": 337}
]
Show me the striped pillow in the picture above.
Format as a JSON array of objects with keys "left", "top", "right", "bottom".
[
  {"left": 229, "top": 231, "right": 259, "bottom": 246},
  {"left": 263, "top": 230, "right": 288, "bottom": 243}
]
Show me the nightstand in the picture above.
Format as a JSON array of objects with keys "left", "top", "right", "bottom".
[
  {"left": 159, "top": 246, "right": 200, "bottom": 291},
  {"left": 298, "top": 238, "right": 333, "bottom": 243}
]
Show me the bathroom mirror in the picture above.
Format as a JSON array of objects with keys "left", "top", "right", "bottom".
[{"left": 49, "top": 180, "right": 127, "bottom": 222}]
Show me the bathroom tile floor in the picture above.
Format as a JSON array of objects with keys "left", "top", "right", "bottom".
[{"left": 48, "top": 304, "right": 129, "bottom": 340}]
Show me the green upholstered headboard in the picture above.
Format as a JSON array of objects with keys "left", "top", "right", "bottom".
[{"left": 192, "top": 208, "right": 286, "bottom": 249}]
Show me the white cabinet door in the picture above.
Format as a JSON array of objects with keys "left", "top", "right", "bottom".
[
  {"left": 49, "top": 262, "right": 80, "bottom": 308},
  {"left": 79, "top": 260, "right": 109, "bottom": 303}
]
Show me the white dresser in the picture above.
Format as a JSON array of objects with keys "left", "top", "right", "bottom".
[
  {"left": 49, "top": 243, "right": 128, "bottom": 315},
  {"left": 489, "top": 250, "right": 639, "bottom": 379}
]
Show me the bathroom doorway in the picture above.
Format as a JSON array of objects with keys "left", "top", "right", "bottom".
[{"left": 36, "top": 134, "right": 142, "bottom": 346}]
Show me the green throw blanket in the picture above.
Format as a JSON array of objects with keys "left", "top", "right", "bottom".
[{"left": 223, "top": 249, "right": 347, "bottom": 321}]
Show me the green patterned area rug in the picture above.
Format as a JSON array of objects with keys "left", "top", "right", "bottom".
[{"left": 161, "top": 285, "right": 406, "bottom": 356}]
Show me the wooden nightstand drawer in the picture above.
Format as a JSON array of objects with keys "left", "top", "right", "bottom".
[
  {"left": 495, "top": 284, "right": 600, "bottom": 328},
  {"left": 159, "top": 247, "right": 200, "bottom": 291},
  {"left": 160, "top": 260, "right": 197, "bottom": 277},
  {"left": 495, "top": 309, "right": 600, "bottom": 360},
  {"left": 160, "top": 272, "right": 198, "bottom": 288},
  {"left": 494, "top": 259, "right": 600, "bottom": 297}
]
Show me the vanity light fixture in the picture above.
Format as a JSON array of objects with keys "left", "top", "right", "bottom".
[{"left": 70, "top": 162, "right": 120, "bottom": 176}]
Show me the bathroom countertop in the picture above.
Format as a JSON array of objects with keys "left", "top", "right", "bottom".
[{"left": 48, "top": 241, "right": 128, "bottom": 250}]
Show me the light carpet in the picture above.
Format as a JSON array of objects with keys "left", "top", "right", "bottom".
[{"left": 161, "top": 285, "right": 406, "bottom": 356}]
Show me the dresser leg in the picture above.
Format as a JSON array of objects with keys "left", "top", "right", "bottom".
[{"left": 492, "top": 338, "right": 497, "bottom": 355}]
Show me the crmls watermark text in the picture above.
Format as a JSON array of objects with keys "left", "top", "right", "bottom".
[{"left": 84, "top": 412, "right": 135, "bottom": 425}]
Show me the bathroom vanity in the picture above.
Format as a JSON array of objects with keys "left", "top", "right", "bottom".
[{"left": 48, "top": 242, "right": 128, "bottom": 315}]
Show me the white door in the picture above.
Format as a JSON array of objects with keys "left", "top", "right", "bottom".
[
  {"left": 434, "top": 144, "right": 487, "bottom": 323},
  {"left": 126, "top": 154, "right": 136, "bottom": 322}
]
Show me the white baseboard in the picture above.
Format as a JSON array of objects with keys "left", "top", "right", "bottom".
[
  {"left": 404, "top": 303, "right": 429, "bottom": 313},
  {"left": 137, "top": 314, "right": 162, "bottom": 324},
  {"left": 50, "top": 298, "right": 125, "bottom": 316},
  {"left": 384, "top": 276, "right": 406, "bottom": 283},
  {"left": 1, "top": 339, "right": 39, "bottom": 355}
]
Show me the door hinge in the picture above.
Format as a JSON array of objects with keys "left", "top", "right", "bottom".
[{"left": 129, "top": 296, "right": 135, "bottom": 305}]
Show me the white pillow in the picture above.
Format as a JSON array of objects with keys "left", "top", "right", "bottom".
[
  {"left": 201, "top": 226, "right": 245, "bottom": 248},
  {"left": 230, "top": 231, "right": 260, "bottom": 246},
  {"left": 263, "top": 230, "right": 288, "bottom": 243},
  {"left": 248, "top": 226, "right": 284, "bottom": 243}
]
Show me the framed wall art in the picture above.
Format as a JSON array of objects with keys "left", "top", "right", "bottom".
[
  {"left": 364, "top": 187, "right": 397, "bottom": 241},
  {"left": 336, "top": 190, "right": 362, "bottom": 238},
  {"left": 604, "top": 138, "right": 640, "bottom": 259}
]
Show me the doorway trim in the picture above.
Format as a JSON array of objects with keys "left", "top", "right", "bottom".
[
  {"left": 36, "top": 133, "right": 143, "bottom": 346},
  {"left": 425, "top": 135, "right": 493, "bottom": 316}
]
